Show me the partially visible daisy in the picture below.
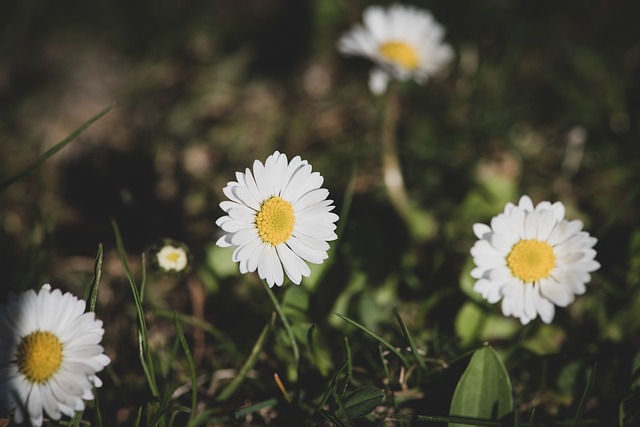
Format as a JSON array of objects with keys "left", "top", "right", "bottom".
[
  {"left": 337, "top": 3, "right": 453, "bottom": 95},
  {"left": 153, "top": 240, "right": 190, "bottom": 274},
  {"left": 215, "top": 151, "right": 339, "bottom": 287},
  {"left": 470, "top": 195, "right": 600, "bottom": 325},
  {"left": 0, "top": 284, "right": 110, "bottom": 426}
]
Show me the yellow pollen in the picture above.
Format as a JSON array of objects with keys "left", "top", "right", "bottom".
[
  {"left": 507, "top": 239, "right": 556, "bottom": 283},
  {"left": 379, "top": 41, "right": 420, "bottom": 70},
  {"left": 165, "top": 251, "right": 181, "bottom": 263},
  {"left": 16, "top": 331, "right": 64, "bottom": 383},
  {"left": 255, "top": 196, "right": 295, "bottom": 245}
]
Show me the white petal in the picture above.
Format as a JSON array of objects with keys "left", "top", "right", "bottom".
[
  {"left": 518, "top": 195, "right": 534, "bottom": 211},
  {"left": 473, "top": 223, "right": 491, "bottom": 239}
]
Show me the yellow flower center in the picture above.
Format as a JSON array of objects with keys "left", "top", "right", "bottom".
[
  {"left": 379, "top": 41, "right": 420, "bottom": 70},
  {"left": 165, "top": 251, "right": 181, "bottom": 263},
  {"left": 507, "top": 239, "right": 556, "bottom": 283},
  {"left": 16, "top": 331, "right": 64, "bottom": 383},
  {"left": 255, "top": 196, "right": 295, "bottom": 245}
]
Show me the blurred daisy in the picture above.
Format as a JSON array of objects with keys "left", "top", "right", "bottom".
[
  {"left": 471, "top": 195, "right": 600, "bottom": 325},
  {"left": 216, "top": 151, "right": 339, "bottom": 287},
  {"left": 0, "top": 284, "right": 110, "bottom": 426},
  {"left": 154, "top": 240, "right": 190, "bottom": 274},
  {"left": 337, "top": 3, "right": 453, "bottom": 95}
]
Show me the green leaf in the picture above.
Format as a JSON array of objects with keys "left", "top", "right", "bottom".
[
  {"left": 341, "top": 385, "right": 384, "bottom": 419},
  {"left": 449, "top": 346, "right": 513, "bottom": 426},
  {"left": 234, "top": 398, "right": 278, "bottom": 421},
  {"left": 316, "top": 410, "right": 348, "bottom": 427}
]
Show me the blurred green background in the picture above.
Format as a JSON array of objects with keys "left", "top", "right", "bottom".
[{"left": 1, "top": 0, "right": 640, "bottom": 425}]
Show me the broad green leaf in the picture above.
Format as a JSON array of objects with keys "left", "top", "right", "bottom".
[
  {"left": 449, "top": 346, "right": 513, "bottom": 427},
  {"left": 340, "top": 385, "right": 384, "bottom": 419}
]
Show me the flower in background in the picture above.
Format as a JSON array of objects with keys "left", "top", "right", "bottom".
[
  {"left": 0, "top": 284, "right": 110, "bottom": 427},
  {"left": 216, "top": 151, "right": 339, "bottom": 287},
  {"left": 337, "top": 3, "right": 453, "bottom": 95},
  {"left": 470, "top": 195, "right": 600, "bottom": 325},
  {"left": 152, "top": 240, "right": 190, "bottom": 274}
]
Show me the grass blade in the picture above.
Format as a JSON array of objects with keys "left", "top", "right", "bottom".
[
  {"left": 392, "top": 307, "right": 427, "bottom": 371},
  {"left": 216, "top": 319, "right": 273, "bottom": 402},
  {"left": 332, "top": 388, "right": 355, "bottom": 427},
  {"left": 112, "top": 220, "right": 160, "bottom": 399},
  {"left": 316, "top": 409, "right": 348, "bottom": 427},
  {"left": 319, "top": 360, "right": 349, "bottom": 409},
  {"left": 234, "top": 398, "right": 278, "bottom": 421},
  {"left": 527, "top": 408, "right": 535, "bottom": 427},
  {"left": 174, "top": 314, "right": 198, "bottom": 424},
  {"left": 387, "top": 414, "right": 502, "bottom": 426},
  {"left": 573, "top": 363, "right": 597, "bottom": 427},
  {"left": 335, "top": 312, "right": 410, "bottom": 368},
  {"left": 0, "top": 105, "right": 113, "bottom": 193},
  {"left": 88, "top": 243, "right": 103, "bottom": 312}
]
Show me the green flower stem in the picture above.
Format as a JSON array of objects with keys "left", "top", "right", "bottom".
[
  {"left": 381, "top": 83, "right": 411, "bottom": 223},
  {"left": 263, "top": 280, "right": 300, "bottom": 379}
]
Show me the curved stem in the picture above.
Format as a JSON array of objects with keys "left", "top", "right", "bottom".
[{"left": 381, "top": 84, "right": 412, "bottom": 223}]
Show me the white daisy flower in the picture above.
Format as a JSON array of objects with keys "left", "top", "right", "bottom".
[
  {"left": 156, "top": 243, "right": 189, "bottom": 273},
  {"left": 337, "top": 3, "right": 454, "bottom": 95},
  {"left": 470, "top": 195, "right": 600, "bottom": 325},
  {"left": 0, "top": 284, "right": 110, "bottom": 426},
  {"left": 215, "top": 151, "right": 339, "bottom": 287}
]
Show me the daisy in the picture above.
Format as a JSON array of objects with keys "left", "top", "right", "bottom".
[
  {"left": 0, "top": 284, "right": 110, "bottom": 426},
  {"left": 215, "top": 151, "right": 339, "bottom": 287},
  {"left": 337, "top": 3, "right": 453, "bottom": 95},
  {"left": 470, "top": 195, "right": 600, "bottom": 325},
  {"left": 155, "top": 241, "right": 190, "bottom": 274}
]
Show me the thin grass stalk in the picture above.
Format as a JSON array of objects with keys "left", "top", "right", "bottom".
[
  {"left": 216, "top": 318, "right": 273, "bottom": 402},
  {"left": 111, "top": 221, "right": 160, "bottom": 402},
  {"left": 335, "top": 312, "right": 410, "bottom": 368},
  {"left": 174, "top": 315, "right": 198, "bottom": 424},
  {"left": 0, "top": 105, "right": 113, "bottom": 193},
  {"left": 88, "top": 244, "right": 103, "bottom": 312}
]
